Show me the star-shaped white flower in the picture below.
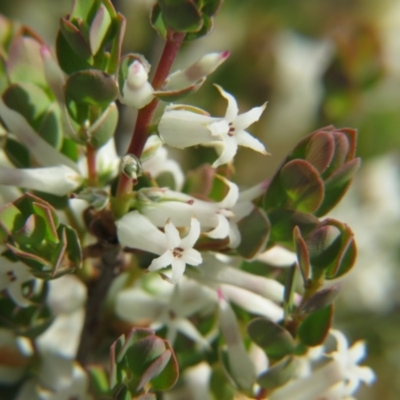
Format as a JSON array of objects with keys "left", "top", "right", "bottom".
[
  {"left": 329, "top": 329, "right": 376, "bottom": 395},
  {"left": 138, "top": 178, "right": 266, "bottom": 248},
  {"left": 159, "top": 85, "right": 268, "bottom": 167},
  {"left": 116, "top": 211, "right": 202, "bottom": 283},
  {"left": 0, "top": 255, "right": 34, "bottom": 307},
  {"left": 115, "top": 277, "right": 216, "bottom": 348}
]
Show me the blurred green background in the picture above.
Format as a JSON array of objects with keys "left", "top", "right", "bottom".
[{"left": 1, "top": 0, "right": 400, "bottom": 398}]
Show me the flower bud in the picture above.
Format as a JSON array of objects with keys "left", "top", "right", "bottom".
[
  {"left": 119, "top": 59, "right": 154, "bottom": 109},
  {"left": 165, "top": 51, "right": 230, "bottom": 90}
]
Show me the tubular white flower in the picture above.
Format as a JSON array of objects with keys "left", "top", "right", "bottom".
[
  {"left": 270, "top": 329, "right": 375, "bottom": 400},
  {"left": 0, "top": 164, "right": 82, "bottom": 196},
  {"left": 142, "top": 135, "right": 184, "bottom": 190},
  {"left": 0, "top": 328, "right": 31, "bottom": 384},
  {"left": 139, "top": 178, "right": 264, "bottom": 248},
  {"left": 218, "top": 294, "right": 256, "bottom": 390},
  {"left": 159, "top": 85, "right": 268, "bottom": 167},
  {"left": 0, "top": 256, "right": 34, "bottom": 307},
  {"left": 116, "top": 211, "right": 202, "bottom": 283},
  {"left": 120, "top": 60, "right": 154, "bottom": 109},
  {"left": 0, "top": 99, "right": 79, "bottom": 172},
  {"left": 116, "top": 278, "right": 216, "bottom": 348},
  {"left": 165, "top": 51, "right": 230, "bottom": 89}
]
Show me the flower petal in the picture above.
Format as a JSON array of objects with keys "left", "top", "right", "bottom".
[
  {"left": 180, "top": 218, "right": 201, "bottom": 249},
  {"left": 217, "top": 178, "right": 239, "bottom": 209},
  {"left": 0, "top": 165, "right": 82, "bottom": 196},
  {"left": 159, "top": 109, "right": 219, "bottom": 148},
  {"left": 149, "top": 250, "right": 174, "bottom": 272},
  {"left": 164, "top": 220, "right": 181, "bottom": 249},
  {"left": 234, "top": 103, "right": 267, "bottom": 131},
  {"left": 228, "top": 221, "right": 241, "bottom": 248},
  {"left": 170, "top": 257, "right": 186, "bottom": 283},
  {"left": 182, "top": 248, "right": 202, "bottom": 266},
  {"left": 116, "top": 211, "right": 167, "bottom": 254},
  {"left": 206, "top": 213, "right": 230, "bottom": 239},
  {"left": 214, "top": 84, "right": 238, "bottom": 122},
  {"left": 235, "top": 130, "right": 268, "bottom": 154},
  {"left": 212, "top": 136, "right": 238, "bottom": 167}
]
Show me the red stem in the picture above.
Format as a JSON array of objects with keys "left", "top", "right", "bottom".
[
  {"left": 86, "top": 143, "right": 98, "bottom": 186},
  {"left": 116, "top": 31, "right": 186, "bottom": 199}
]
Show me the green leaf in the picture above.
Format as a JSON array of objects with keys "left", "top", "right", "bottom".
[
  {"left": 70, "top": 0, "right": 97, "bottom": 21},
  {"left": 150, "top": 4, "right": 167, "bottom": 39},
  {"left": 184, "top": 14, "right": 214, "bottom": 41},
  {"left": 257, "top": 356, "right": 296, "bottom": 390},
  {"left": 157, "top": 0, "right": 203, "bottom": 32},
  {"left": 6, "top": 36, "right": 46, "bottom": 87},
  {"left": 59, "top": 17, "right": 92, "bottom": 60},
  {"left": 87, "top": 102, "right": 118, "bottom": 148},
  {"left": 13, "top": 214, "right": 46, "bottom": 246},
  {"left": 298, "top": 284, "right": 341, "bottom": 314},
  {"left": 293, "top": 226, "right": 310, "bottom": 282},
  {"left": 283, "top": 263, "right": 298, "bottom": 318},
  {"left": 56, "top": 31, "right": 92, "bottom": 74},
  {"left": 236, "top": 207, "right": 270, "bottom": 260},
  {"left": 0, "top": 296, "right": 55, "bottom": 338},
  {"left": 37, "top": 106, "right": 63, "bottom": 150},
  {"left": 268, "top": 209, "right": 319, "bottom": 249},
  {"left": 150, "top": 341, "right": 179, "bottom": 391},
  {"left": 279, "top": 159, "right": 324, "bottom": 213},
  {"left": 3, "top": 137, "right": 30, "bottom": 168},
  {"left": 210, "top": 366, "right": 235, "bottom": 400},
  {"left": 107, "top": 14, "right": 126, "bottom": 74},
  {"left": 65, "top": 69, "right": 118, "bottom": 107},
  {"left": 316, "top": 158, "right": 361, "bottom": 217},
  {"left": 298, "top": 304, "right": 333, "bottom": 346},
  {"left": 305, "top": 130, "right": 335, "bottom": 174},
  {"left": 0, "top": 203, "right": 23, "bottom": 234},
  {"left": 87, "top": 366, "right": 111, "bottom": 398},
  {"left": 306, "top": 219, "right": 356, "bottom": 279},
  {"left": 248, "top": 318, "right": 296, "bottom": 359},
  {"left": 137, "top": 350, "right": 171, "bottom": 391},
  {"left": 2, "top": 83, "right": 53, "bottom": 138},
  {"left": 153, "top": 80, "right": 204, "bottom": 101},
  {"left": 89, "top": 4, "right": 112, "bottom": 55}
]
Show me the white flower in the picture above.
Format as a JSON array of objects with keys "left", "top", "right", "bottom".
[
  {"left": 0, "top": 164, "right": 82, "bottom": 196},
  {"left": 329, "top": 329, "right": 376, "bottom": 396},
  {"left": 165, "top": 51, "right": 230, "bottom": 90},
  {"left": 186, "top": 253, "right": 285, "bottom": 321},
  {"left": 159, "top": 85, "right": 268, "bottom": 167},
  {"left": 0, "top": 96, "right": 119, "bottom": 197},
  {"left": 15, "top": 355, "right": 91, "bottom": 400},
  {"left": 218, "top": 293, "right": 256, "bottom": 390},
  {"left": 115, "top": 277, "right": 216, "bottom": 347},
  {"left": 138, "top": 178, "right": 264, "bottom": 247},
  {"left": 119, "top": 59, "right": 154, "bottom": 109},
  {"left": 116, "top": 211, "right": 202, "bottom": 283},
  {"left": 270, "top": 330, "right": 375, "bottom": 400},
  {"left": 0, "top": 255, "right": 34, "bottom": 307},
  {"left": 141, "top": 135, "right": 184, "bottom": 190},
  {"left": 0, "top": 328, "right": 32, "bottom": 384}
]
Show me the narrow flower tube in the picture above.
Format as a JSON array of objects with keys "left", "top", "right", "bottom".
[
  {"left": 218, "top": 294, "right": 256, "bottom": 390},
  {"left": 159, "top": 86, "right": 268, "bottom": 167},
  {"left": 119, "top": 60, "right": 154, "bottom": 109},
  {"left": 165, "top": 51, "right": 230, "bottom": 89},
  {"left": 116, "top": 211, "right": 202, "bottom": 283},
  {"left": 0, "top": 165, "right": 82, "bottom": 196},
  {"left": 0, "top": 99, "right": 79, "bottom": 172}
]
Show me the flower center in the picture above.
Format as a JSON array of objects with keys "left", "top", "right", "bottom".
[
  {"left": 228, "top": 122, "right": 235, "bottom": 137},
  {"left": 172, "top": 247, "right": 184, "bottom": 258},
  {"left": 6, "top": 270, "right": 17, "bottom": 283}
]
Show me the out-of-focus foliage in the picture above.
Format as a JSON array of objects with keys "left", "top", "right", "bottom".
[{"left": 0, "top": 0, "right": 398, "bottom": 399}]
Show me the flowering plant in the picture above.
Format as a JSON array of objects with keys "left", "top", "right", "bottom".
[{"left": 0, "top": 1, "right": 374, "bottom": 399}]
